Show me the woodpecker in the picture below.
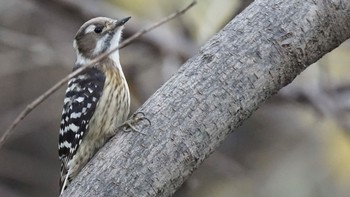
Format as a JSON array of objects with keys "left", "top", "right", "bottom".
[{"left": 58, "top": 16, "right": 131, "bottom": 194}]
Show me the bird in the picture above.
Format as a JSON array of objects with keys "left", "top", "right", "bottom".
[{"left": 58, "top": 16, "right": 131, "bottom": 194}]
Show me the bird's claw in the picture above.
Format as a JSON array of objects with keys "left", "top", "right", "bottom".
[{"left": 122, "top": 112, "right": 151, "bottom": 135}]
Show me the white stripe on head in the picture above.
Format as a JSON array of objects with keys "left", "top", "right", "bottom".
[{"left": 85, "top": 25, "right": 96, "bottom": 34}]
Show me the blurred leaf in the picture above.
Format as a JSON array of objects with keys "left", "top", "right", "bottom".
[{"left": 324, "top": 121, "right": 350, "bottom": 188}]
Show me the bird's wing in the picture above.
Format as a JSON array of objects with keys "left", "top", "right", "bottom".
[{"left": 58, "top": 67, "right": 105, "bottom": 184}]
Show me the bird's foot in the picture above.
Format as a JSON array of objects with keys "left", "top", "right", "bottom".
[{"left": 122, "top": 112, "right": 151, "bottom": 135}]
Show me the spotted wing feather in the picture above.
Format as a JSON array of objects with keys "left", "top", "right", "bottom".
[{"left": 58, "top": 67, "right": 105, "bottom": 188}]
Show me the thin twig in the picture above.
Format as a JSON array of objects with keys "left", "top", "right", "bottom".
[{"left": 1, "top": 1, "right": 197, "bottom": 148}]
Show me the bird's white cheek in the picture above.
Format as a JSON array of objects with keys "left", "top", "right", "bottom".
[{"left": 93, "top": 35, "right": 108, "bottom": 55}]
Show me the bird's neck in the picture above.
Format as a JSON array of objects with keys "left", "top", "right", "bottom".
[
  {"left": 75, "top": 50, "right": 122, "bottom": 72},
  {"left": 75, "top": 53, "right": 91, "bottom": 66},
  {"left": 109, "top": 50, "right": 122, "bottom": 71}
]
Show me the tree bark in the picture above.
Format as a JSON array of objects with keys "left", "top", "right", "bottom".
[{"left": 62, "top": 0, "right": 350, "bottom": 196}]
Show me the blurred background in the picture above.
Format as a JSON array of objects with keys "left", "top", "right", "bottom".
[{"left": 1, "top": 0, "right": 350, "bottom": 196}]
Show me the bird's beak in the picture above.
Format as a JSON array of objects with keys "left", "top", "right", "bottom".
[{"left": 115, "top": 17, "right": 131, "bottom": 27}]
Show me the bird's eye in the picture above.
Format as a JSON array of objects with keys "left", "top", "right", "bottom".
[{"left": 94, "top": 26, "right": 103, "bottom": 33}]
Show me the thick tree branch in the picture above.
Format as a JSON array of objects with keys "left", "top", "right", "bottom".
[{"left": 62, "top": 0, "right": 350, "bottom": 196}]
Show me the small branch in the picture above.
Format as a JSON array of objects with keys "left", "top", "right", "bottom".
[{"left": 0, "top": 1, "right": 197, "bottom": 148}]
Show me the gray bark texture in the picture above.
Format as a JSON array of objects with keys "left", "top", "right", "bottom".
[{"left": 62, "top": 0, "right": 350, "bottom": 196}]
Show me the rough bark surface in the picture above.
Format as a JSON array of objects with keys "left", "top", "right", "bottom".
[{"left": 62, "top": 0, "right": 350, "bottom": 196}]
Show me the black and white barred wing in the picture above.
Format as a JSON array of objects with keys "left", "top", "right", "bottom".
[{"left": 58, "top": 68, "right": 105, "bottom": 164}]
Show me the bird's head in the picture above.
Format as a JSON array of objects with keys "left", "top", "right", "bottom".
[{"left": 73, "top": 16, "right": 131, "bottom": 64}]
